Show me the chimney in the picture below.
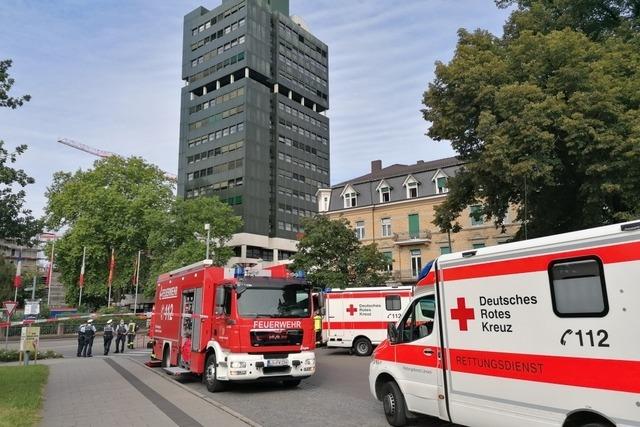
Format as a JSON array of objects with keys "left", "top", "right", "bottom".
[
  {"left": 371, "top": 160, "right": 382, "bottom": 173},
  {"left": 417, "top": 160, "right": 424, "bottom": 164}
]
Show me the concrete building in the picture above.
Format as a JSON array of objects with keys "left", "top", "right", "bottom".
[
  {"left": 317, "top": 158, "right": 520, "bottom": 284},
  {"left": 0, "top": 240, "right": 40, "bottom": 274},
  {"left": 178, "top": 0, "right": 330, "bottom": 265},
  {"left": 0, "top": 233, "right": 66, "bottom": 306}
]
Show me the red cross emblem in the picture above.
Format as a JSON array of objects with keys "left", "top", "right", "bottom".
[
  {"left": 346, "top": 304, "right": 357, "bottom": 316},
  {"left": 450, "top": 297, "right": 475, "bottom": 331}
]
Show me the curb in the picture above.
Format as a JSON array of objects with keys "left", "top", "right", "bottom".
[{"left": 128, "top": 356, "right": 262, "bottom": 427}]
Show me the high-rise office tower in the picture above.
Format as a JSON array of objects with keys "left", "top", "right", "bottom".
[{"left": 178, "top": 0, "right": 329, "bottom": 263}]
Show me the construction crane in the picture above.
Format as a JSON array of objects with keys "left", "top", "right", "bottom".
[{"left": 57, "top": 138, "right": 177, "bottom": 182}]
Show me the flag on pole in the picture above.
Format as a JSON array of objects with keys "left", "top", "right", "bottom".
[
  {"left": 107, "top": 248, "right": 115, "bottom": 288},
  {"left": 13, "top": 257, "right": 22, "bottom": 288},
  {"left": 131, "top": 254, "right": 138, "bottom": 285},
  {"left": 46, "top": 242, "right": 55, "bottom": 287},
  {"left": 79, "top": 247, "right": 86, "bottom": 288}
]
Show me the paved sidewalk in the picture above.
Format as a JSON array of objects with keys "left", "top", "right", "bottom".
[{"left": 38, "top": 356, "right": 255, "bottom": 427}]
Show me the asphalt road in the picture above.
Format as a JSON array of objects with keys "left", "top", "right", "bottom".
[{"left": 15, "top": 338, "right": 451, "bottom": 427}]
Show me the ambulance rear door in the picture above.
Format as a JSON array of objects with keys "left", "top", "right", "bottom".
[{"left": 325, "top": 291, "right": 344, "bottom": 341}]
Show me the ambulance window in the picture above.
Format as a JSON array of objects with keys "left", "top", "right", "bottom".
[
  {"left": 399, "top": 295, "right": 435, "bottom": 342},
  {"left": 385, "top": 295, "right": 401, "bottom": 311},
  {"left": 549, "top": 257, "right": 608, "bottom": 317}
]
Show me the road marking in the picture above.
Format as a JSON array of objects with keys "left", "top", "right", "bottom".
[{"left": 105, "top": 358, "right": 204, "bottom": 427}]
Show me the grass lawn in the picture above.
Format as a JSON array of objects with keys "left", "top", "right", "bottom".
[{"left": 0, "top": 365, "right": 49, "bottom": 427}]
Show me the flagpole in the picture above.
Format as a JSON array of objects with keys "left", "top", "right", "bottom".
[
  {"left": 47, "top": 241, "right": 55, "bottom": 306},
  {"left": 107, "top": 248, "right": 114, "bottom": 307},
  {"left": 78, "top": 246, "right": 86, "bottom": 308},
  {"left": 14, "top": 248, "right": 22, "bottom": 302},
  {"left": 133, "top": 250, "right": 141, "bottom": 314}
]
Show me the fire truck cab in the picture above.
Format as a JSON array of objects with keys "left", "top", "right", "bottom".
[
  {"left": 370, "top": 220, "right": 640, "bottom": 427},
  {"left": 150, "top": 260, "right": 316, "bottom": 391}
]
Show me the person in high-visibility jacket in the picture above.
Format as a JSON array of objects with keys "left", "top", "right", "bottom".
[
  {"left": 314, "top": 314, "right": 322, "bottom": 344},
  {"left": 126, "top": 321, "right": 138, "bottom": 349}
]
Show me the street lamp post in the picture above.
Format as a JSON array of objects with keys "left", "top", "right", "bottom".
[
  {"left": 204, "top": 223, "right": 211, "bottom": 260},
  {"left": 133, "top": 250, "right": 141, "bottom": 314}
]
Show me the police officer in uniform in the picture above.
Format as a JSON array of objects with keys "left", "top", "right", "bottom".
[
  {"left": 103, "top": 319, "right": 114, "bottom": 355},
  {"left": 83, "top": 319, "right": 96, "bottom": 357},
  {"left": 115, "top": 319, "right": 127, "bottom": 353},
  {"left": 77, "top": 321, "right": 87, "bottom": 357}
]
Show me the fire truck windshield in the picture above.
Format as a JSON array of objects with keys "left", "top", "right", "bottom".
[{"left": 236, "top": 283, "right": 310, "bottom": 318}]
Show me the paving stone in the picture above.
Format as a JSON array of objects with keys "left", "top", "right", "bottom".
[{"left": 37, "top": 356, "right": 254, "bottom": 427}]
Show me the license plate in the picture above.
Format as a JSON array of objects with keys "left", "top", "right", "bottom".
[{"left": 266, "top": 358, "right": 289, "bottom": 367}]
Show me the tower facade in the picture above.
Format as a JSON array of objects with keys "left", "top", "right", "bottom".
[{"left": 178, "top": 0, "right": 329, "bottom": 260}]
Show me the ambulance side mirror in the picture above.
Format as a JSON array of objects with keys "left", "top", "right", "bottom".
[{"left": 387, "top": 322, "right": 399, "bottom": 344}]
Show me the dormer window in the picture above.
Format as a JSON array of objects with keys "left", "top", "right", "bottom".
[
  {"left": 432, "top": 169, "right": 449, "bottom": 194},
  {"left": 344, "top": 191, "right": 357, "bottom": 208},
  {"left": 341, "top": 184, "right": 358, "bottom": 208},
  {"left": 380, "top": 186, "right": 390, "bottom": 202},
  {"left": 376, "top": 179, "right": 391, "bottom": 203},
  {"left": 407, "top": 182, "right": 418, "bottom": 198},
  {"left": 403, "top": 175, "right": 419, "bottom": 199},
  {"left": 436, "top": 177, "right": 448, "bottom": 193}
]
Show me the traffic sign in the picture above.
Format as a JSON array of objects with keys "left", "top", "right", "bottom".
[
  {"left": 24, "top": 301, "right": 40, "bottom": 316},
  {"left": 3, "top": 301, "right": 17, "bottom": 317}
]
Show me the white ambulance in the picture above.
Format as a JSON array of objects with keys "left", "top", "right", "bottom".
[
  {"left": 369, "top": 220, "right": 640, "bottom": 427},
  {"left": 323, "top": 286, "right": 413, "bottom": 356}
]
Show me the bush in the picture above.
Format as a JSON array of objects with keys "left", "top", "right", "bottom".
[
  {"left": 96, "top": 306, "right": 118, "bottom": 314},
  {"left": 0, "top": 349, "right": 63, "bottom": 362},
  {"left": 38, "top": 304, "right": 50, "bottom": 319}
]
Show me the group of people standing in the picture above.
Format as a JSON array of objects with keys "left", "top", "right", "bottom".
[{"left": 77, "top": 319, "right": 138, "bottom": 357}]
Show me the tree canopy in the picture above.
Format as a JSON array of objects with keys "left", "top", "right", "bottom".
[
  {"left": 290, "top": 216, "right": 390, "bottom": 288},
  {"left": 0, "top": 255, "right": 16, "bottom": 302},
  {"left": 423, "top": 0, "right": 640, "bottom": 238},
  {"left": 44, "top": 156, "right": 242, "bottom": 308},
  {"left": 0, "top": 59, "right": 41, "bottom": 244}
]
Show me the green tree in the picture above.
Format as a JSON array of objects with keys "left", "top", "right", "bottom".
[
  {"left": 422, "top": 1, "right": 640, "bottom": 239},
  {"left": 44, "top": 156, "right": 241, "bottom": 308},
  {"left": 144, "top": 196, "right": 242, "bottom": 295},
  {"left": 290, "top": 216, "right": 390, "bottom": 288},
  {"left": 0, "top": 59, "right": 41, "bottom": 244},
  {"left": 0, "top": 255, "right": 16, "bottom": 302}
]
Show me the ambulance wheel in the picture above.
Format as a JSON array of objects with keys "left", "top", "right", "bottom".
[
  {"left": 381, "top": 381, "right": 407, "bottom": 427},
  {"left": 580, "top": 424, "right": 609, "bottom": 427},
  {"left": 204, "top": 353, "right": 225, "bottom": 392},
  {"left": 353, "top": 337, "right": 373, "bottom": 357},
  {"left": 282, "top": 379, "right": 301, "bottom": 388},
  {"left": 162, "top": 346, "right": 170, "bottom": 368}
]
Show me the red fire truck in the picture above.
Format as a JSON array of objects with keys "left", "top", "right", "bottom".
[{"left": 149, "top": 260, "right": 316, "bottom": 391}]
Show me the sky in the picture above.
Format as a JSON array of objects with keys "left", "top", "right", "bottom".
[{"left": 0, "top": 0, "right": 512, "bottom": 218}]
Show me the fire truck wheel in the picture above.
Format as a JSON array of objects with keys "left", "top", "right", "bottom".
[
  {"left": 204, "top": 353, "right": 225, "bottom": 392},
  {"left": 353, "top": 337, "right": 373, "bottom": 357},
  {"left": 581, "top": 424, "right": 609, "bottom": 427},
  {"left": 282, "top": 379, "right": 301, "bottom": 388},
  {"left": 381, "top": 381, "right": 407, "bottom": 427}
]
